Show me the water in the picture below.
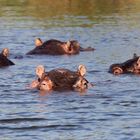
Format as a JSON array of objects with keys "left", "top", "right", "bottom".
[{"left": 0, "top": 0, "right": 140, "bottom": 139}]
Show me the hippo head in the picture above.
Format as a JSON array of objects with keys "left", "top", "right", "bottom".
[
  {"left": 29, "top": 65, "right": 45, "bottom": 89},
  {"left": 73, "top": 77, "right": 89, "bottom": 91},
  {"left": 37, "top": 76, "right": 54, "bottom": 91},
  {"left": 35, "top": 64, "right": 89, "bottom": 91},
  {"left": 73, "top": 65, "right": 89, "bottom": 91},
  {"left": 34, "top": 65, "right": 54, "bottom": 91},
  {"left": 64, "top": 40, "right": 80, "bottom": 54}
]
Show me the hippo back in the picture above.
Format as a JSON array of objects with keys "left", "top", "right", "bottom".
[
  {"left": 27, "top": 39, "right": 68, "bottom": 55},
  {"left": 41, "top": 39, "right": 68, "bottom": 55}
]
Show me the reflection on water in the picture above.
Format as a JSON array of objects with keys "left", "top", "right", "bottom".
[
  {"left": 0, "top": 0, "right": 140, "bottom": 140},
  {"left": 1, "top": 0, "right": 140, "bottom": 17},
  {"left": 0, "top": 0, "right": 140, "bottom": 30}
]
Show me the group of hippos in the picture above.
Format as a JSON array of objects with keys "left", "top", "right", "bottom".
[{"left": 1, "top": 38, "right": 140, "bottom": 92}]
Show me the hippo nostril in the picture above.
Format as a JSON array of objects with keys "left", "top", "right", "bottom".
[
  {"left": 113, "top": 67, "right": 123, "bottom": 75},
  {"left": 83, "top": 81, "right": 87, "bottom": 86},
  {"left": 114, "top": 71, "right": 119, "bottom": 75}
]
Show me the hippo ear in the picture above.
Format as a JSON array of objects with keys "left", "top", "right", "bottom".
[
  {"left": 133, "top": 53, "right": 138, "bottom": 58},
  {"left": 137, "top": 57, "right": 140, "bottom": 64},
  {"left": 35, "top": 38, "right": 43, "bottom": 47},
  {"left": 78, "top": 65, "right": 86, "bottom": 76},
  {"left": 63, "top": 41, "right": 71, "bottom": 52},
  {"left": 66, "top": 41, "right": 71, "bottom": 47},
  {"left": 35, "top": 65, "right": 45, "bottom": 79},
  {"left": 2, "top": 48, "right": 9, "bottom": 57}
]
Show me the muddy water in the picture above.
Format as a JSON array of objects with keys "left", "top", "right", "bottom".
[{"left": 0, "top": 0, "right": 140, "bottom": 139}]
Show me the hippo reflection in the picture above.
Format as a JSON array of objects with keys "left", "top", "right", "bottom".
[
  {"left": 0, "top": 48, "right": 15, "bottom": 67},
  {"left": 109, "top": 54, "right": 140, "bottom": 75},
  {"left": 31, "top": 65, "right": 91, "bottom": 92},
  {"left": 26, "top": 38, "right": 94, "bottom": 55}
]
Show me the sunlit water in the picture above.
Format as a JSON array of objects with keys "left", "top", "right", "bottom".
[{"left": 0, "top": 0, "right": 140, "bottom": 139}]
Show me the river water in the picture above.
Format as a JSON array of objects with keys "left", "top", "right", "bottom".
[{"left": 0, "top": 0, "right": 140, "bottom": 139}]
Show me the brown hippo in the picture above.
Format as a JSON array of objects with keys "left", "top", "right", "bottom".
[
  {"left": 109, "top": 54, "right": 140, "bottom": 75},
  {"left": 0, "top": 48, "right": 15, "bottom": 67},
  {"left": 30, "top": 65, "right": 91, "bottom": 92},
  {"left": 26, "top": 38, "right": 94, "bottom": 55}
]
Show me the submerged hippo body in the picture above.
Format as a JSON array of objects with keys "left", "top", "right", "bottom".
[
  {"left": 109, "top": 54, "right": 140, "bottom": 75},
  {"left": 31, "top": 65, "right": 90, "bottom": 92},
  {"left": 0, "top": 48, "right": 15, "bottom": 67},
  {"left": 26, "top": 38, "right": 94, "bottom": 55}
]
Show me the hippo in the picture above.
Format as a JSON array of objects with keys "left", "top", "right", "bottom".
[
  {"left": 109, "top": 54, "right": 140, "bottom": 75},
  {"left": 0, "top": 48, "right": 15, "bottom": 67},
  {"left": 26, "top": 38, "right": 94, "bottom": 55},
  {"left": 30, "top": 65, "right": 91, "bottom": 92}
]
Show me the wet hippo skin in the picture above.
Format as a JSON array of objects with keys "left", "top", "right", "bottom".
[
  {"left": 109, "top": 54, "right": 140, "bottom": 75},
  {"left": 26, "top": 38, "right": 94, "bottom": 55},
  {"left": 0, "top": 48, "right": 15, "bottom": 67},
  {"left": 31, "top": 65, "right": 91, "bottom": 92}
]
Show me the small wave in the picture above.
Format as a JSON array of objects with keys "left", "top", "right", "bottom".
[
  {"left": 0, "top": 101, "right": 37, "bottom": 105},
  {"left": 0, "top": 124, "right": 80, "bottom": 130},
  {"left": 118, "top": 100, "right": 138, "bottom": 107},
  {"left": 0, "top": 118, "right": 46, "bottom": 123},
  {"left": 119, "top": 89, "right": 138, "bottom": 93},
  {"left": 106, "top": 113, "right": 124, "bottom": 117},
  {"left": 88, "top": 70, "right": 101, "bottom": 73}
]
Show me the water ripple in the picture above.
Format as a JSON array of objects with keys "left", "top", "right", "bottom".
[
  {"left": 0, "top": 118, "right": 46, "bottom": 123},
  {"left": 0, "top": 124, "right": 81, "bottom": 130}
]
